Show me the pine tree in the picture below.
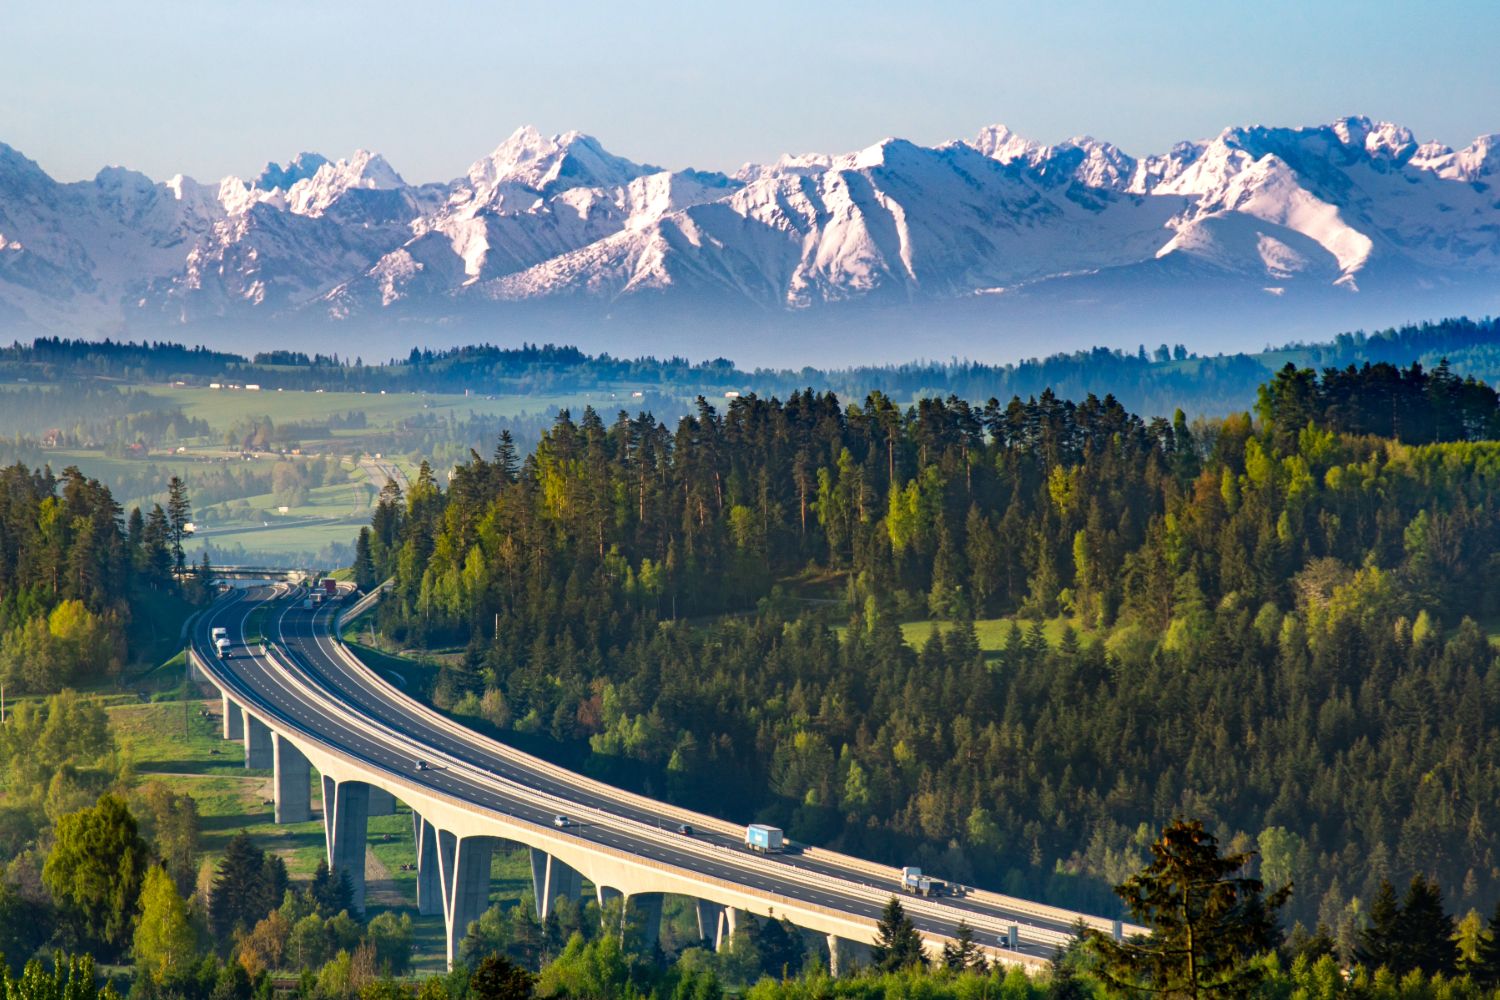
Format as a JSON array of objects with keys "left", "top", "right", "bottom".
[
  {"left": 469, "top": 953, "right": 535, "bottom": 1000},
  {"left": 494, "top": 430, "right": 520, "bottom": 485},
  {"left": 310, "top": 859, "right": 353, "bottom": 916},
  {"left": 1354, "top": 879, "right": 1402, "bottom": 972},
  {"left": 165, "top": 476, "right": 191, "bottom": 576},
  {"left": 353, "top": 528, "right": 377, "bottom": 591},
  {"left": 1091, "top": 818, "right": 1289, "bottom": 1000},
  {"left": 209, "top": 832, "right": 268, "bottom": 938},
  {"left": 941, "top": 920, "right": 986, "bottom": 971},
  {"left": 1401, "top": 875, "right": 1457, "bottom": 976},
  {"left": 871, "top": 897, "right": 926, "bottom": 971},
  {"left": 1467, "top": 898, "right": 1500, "bottom": 986}
]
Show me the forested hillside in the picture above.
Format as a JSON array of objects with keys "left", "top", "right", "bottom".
[
  {"left": 359, "top": 359, "right": 1500, "bottom": 941},
  {"left": 0, "top": 463, "right": 206, "bottom": 692}
]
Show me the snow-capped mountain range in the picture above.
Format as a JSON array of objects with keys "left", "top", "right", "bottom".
[{"left": 3, "top": 117, "right": 1500, "bottom": 364}]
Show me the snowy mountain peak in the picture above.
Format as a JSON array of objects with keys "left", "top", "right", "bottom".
[
  {"left": 254, "top": 153, "right": 331, "bottom": 192},
  {"left": 286, "top": 150, "right": 405, "bottom": 217},
  {"left": 5, "top": 117, "right": 1500, "bottom": 357},
  {"left": 1332, "top": 116, "right": 1418, "bottom": 162},
  {"left": 465, "top": 126, "right": 655, "bottom": 199},
  {"left": 1416, "top": 133, "right": 1500, "bottom": 181},
  {"left": 972, "top": 124, "right": 1041, "bottom": 164}
]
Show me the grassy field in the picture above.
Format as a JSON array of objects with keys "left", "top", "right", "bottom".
[
  {"left": 139, "top": 385, "right": 598, "bottom": 428},
  {"left": 834, "top": 613, "right": 1093, "bottom": 658}
]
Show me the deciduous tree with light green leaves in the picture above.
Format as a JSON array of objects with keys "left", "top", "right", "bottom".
[{"left": 134, "top": 865, "right": 196, "bottom": 984}]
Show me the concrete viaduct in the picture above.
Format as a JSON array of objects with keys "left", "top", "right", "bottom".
[{"left": 190, "top": 585, "right": 1134, "bottom": 972}]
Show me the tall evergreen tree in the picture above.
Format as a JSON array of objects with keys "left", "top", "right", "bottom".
[
  {"left": 208, "top": 833, "right": 269, "bottom": 939},
  {"left": 165, "top": 476, "right": 191, "bottom": 575},
  {"left": 941, "top": 920, "right": 986, "bottom": 971},
  {"left": 1467, "top": 898, "right": 1500, "bottom": 986},
  {"left": 1091, "top": 818, "right": 1289, "bottom": 1000},
  {"left": 1400, "top": 875, "right": 1457, "bottom": 976},
  {"left": 871, "top": 897, "right": 926, "bottom": 971},
  {"left": 1354, "top": 879, "right": 1402, "bottom": 973},
  {"left": 353, "top": 528, "right": 377, "bottom": 590}
]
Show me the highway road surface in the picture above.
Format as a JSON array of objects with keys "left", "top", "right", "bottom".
[{"left": 195, "top": 586, "right": 1135, "bottom": 962}]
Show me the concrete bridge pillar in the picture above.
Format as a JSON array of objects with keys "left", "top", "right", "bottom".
[
  {"left": 368, "top": 787, "right": 396, "bottom": 816},
  {"left": 222, "top": 695, "right": 243, "bottom": 740},
  {"left": 412, "top": 812, "right": 441, "bottom": 916},
  {"left": 693, "top": 899, "right": 725, "bottom": 947},
  {"left": 595, "top": 885, "right": 625, "bottom": 936},
  {"left": 272, "top": 734, "right": 311, "bottom": 824},
  {"left": 321, "top": 776, "right": 370, "bottom": 914},
  {"left": 243, "top": 715, "right": 273, "bottom": 769},
  {"left": 827, "top": 935, "right": 871, "bottom": 977},
  {"left": 528, "top": 849, "right": 583, "bottom": 921},
  {"left": 627, "top": 892, "right": 664, "bottom": 951},
  {"left": 717, "top": 907, "right": 740, "bottom": 951},
  {"left": 438, "top": 832, "right": 495, "bottom": 969}
]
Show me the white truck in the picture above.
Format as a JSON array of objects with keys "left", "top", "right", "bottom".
[
  {"left": 211, "top": 627, "right": 228, "bottom": 642},
  {"left": 214, "top": 637, "right": 232, "bottom": 659},
  {"left": 745, "top": 824, "right": 784, "bottom": 853},
  {"left": 900, "top": 866, "right": 948, "bottom": 897}
]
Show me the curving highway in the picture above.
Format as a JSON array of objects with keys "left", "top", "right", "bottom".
[{"left": 190, "top": 584, "right": 1136, "bottom": 970}]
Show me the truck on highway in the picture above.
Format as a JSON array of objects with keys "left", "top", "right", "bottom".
[
  {"left": 214, "top": 637, "right": 232, "bottom": 659},
  {"left": 211, "top": 627, "right": 228, "bottom": 642},
  {"left": 320, "top": 578, "right": 338, "bottom": 599},
  {"left": 745, "top": 824, "right": 784, "bottom": 853},
  {"left": 900, "top": 866, "right": 949, "bottom": 897}
]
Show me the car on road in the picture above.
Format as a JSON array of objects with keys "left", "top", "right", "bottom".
[
  {"left": 553, "top": 815, "right": 570, "bottom": 828},
  {"left": 415, "top": 760, "right": 428, "bottom": 771},
  {"left": 677, "top": 823, "right": 694, "bottom": 835}
]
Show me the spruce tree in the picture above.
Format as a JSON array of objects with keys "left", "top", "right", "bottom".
[
  {"left": 1401, "top": 875, "right": 1457, "bottom": 976},
  {"left": 165, "top": 476, "right": 191, "bottom": 575},
  {"left": 208, "top": 832, "right": 268, "bottom": 938},
  {"left": 1467, "top": 898, "right": 1500, "bottom": 986},
  {"left": 941, "top": 920, "right": 986, "bottom": 971},
  {"left": 872, "top": 897, "right": 926, "bottom": 971},
  {"left": 1091, "top": 818, "right": 1289, "bottom": 1000},
  {"left": 1354, "top": 879, "right": 1402, "bottom": 972},
  {"left": 353, "top": 528, "right": 377, "bottom": 591}
]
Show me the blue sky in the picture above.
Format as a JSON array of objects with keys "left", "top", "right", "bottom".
[{"left": 5, "top": 0, "right": 1499, "bottom": 184}]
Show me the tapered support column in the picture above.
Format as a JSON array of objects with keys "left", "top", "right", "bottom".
[
  {"left": 529, "top": 849, "right": 582, "bottom": 920},
  {"left": 412, "top": 813, "right": 440, "bottom": 916},
  {"left": 243, "top": 715, "right": 272, "bottom": 769},
  {"left": 368, "top": 787, "right": 395, "bottom": 816},
  {"left": 222, "top": 695, "right": 243, "bottom": 740},
  {"left": 438, "top": 832, "right": 494, "bottom": 969},
  {"left": 272, "top": 734, "right": 311, "bottom": 824},
  {"left": 321, "top": 776, "right": 370, "bottom": 914},
  {"left": 694, "top": 900, "right": 726, "bottom": 948},
  {"left": 628, "top": 892, "right": 664, "bottom": 950},
  {"left": 827, "top": 935, "right": 870, "bottom": 977},
  {"left": 717, "top": 908, "right": 740, "bottom": 951}
]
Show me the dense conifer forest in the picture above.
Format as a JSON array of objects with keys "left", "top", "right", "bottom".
[{"left": 360, "top": 358, "right": 1500, "bottom": 942}]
